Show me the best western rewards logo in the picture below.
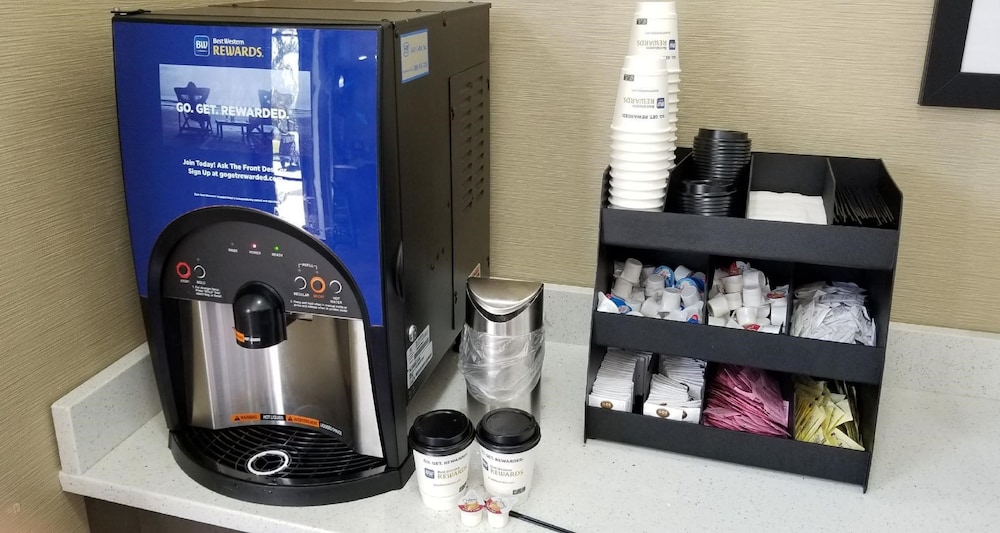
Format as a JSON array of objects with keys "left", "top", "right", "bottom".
[
  {"left": 193, "top": 35, "right": 264, "bottom": 58},
  {"left": 194, "top": 35, "right": 210, "bottom": 56}
]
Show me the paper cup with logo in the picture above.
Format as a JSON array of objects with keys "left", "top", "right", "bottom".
[
  {"left": 611, "top": 57, "right": 674, "bottom": 132},
  {"left": 476, "top": 408, "right": 541, "bottom": 499},
  {"left": 408, "top": 409, "right": 475, "bottom": 510},
  {"left": 628, "top": 4, "right": 681, "bottom": 69}
]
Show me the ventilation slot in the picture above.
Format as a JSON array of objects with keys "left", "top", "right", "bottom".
[{"left": 452, "top": 73, "right": 487, "bottom": 212}]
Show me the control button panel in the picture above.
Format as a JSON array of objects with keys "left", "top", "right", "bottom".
[{"left": 161, "top": 220, "right": 364, "bottom": 321}]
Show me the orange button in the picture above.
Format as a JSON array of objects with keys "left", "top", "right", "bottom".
[{"left": 310, "top": 276, "right": 326, "bottom": 293}]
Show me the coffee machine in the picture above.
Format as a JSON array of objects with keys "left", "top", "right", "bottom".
[{"left": 112, "top": 0, "right": 490, "bottom": 505}]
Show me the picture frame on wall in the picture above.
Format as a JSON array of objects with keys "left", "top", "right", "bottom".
[{"left": 920, "top": 0, "right": 1000, "bottom": 110}]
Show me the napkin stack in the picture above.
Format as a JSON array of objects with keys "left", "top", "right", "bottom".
[{"left": 747, "top": 191, "right": 828, "bottom": 225}]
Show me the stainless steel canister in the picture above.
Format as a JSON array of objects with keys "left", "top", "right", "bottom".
[{"left": 460, "top": 278, "right": 545, "bottom": 409}]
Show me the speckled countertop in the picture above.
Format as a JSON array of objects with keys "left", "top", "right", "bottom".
[{"left": 54, "top": 286, "right": 1000, "bottom": 532}]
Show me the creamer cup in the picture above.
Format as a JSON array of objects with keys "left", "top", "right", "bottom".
[
  {"left": 458, "top": 489, "right": 485, "bottom": 526},
  {"left": 485, "top": 496, "right": 517, "bottom": 528}
]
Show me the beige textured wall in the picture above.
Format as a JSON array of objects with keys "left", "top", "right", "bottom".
[
  {"left": 489, "top": 0, "right": 1000, "bottom": 333},
  {"left": 0, "top": 1, "right": 996, "bottom": 530},
  {"left": 0, "top": 2, "right": 204, "bottom": 531}
]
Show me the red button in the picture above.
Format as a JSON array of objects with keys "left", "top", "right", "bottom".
[{"left": 176, "top": 262, "right": 192, "bottom": 279}]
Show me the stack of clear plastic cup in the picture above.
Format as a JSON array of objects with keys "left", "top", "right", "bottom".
[{"left": 608, "top": 1, "right": 681, "bottom": 212}]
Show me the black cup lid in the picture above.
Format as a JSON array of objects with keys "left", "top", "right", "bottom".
[
  {"left": 475, "top": 408, "right": 541, "bottom": 454},
  {"left": 697, "top": 128, "right": 749, "bottom": 140},
  {"left": 409, "top": 410, "right": 475, "bottom": 456}
]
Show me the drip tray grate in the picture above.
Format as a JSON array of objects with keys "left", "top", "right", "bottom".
[{"left": 176, "top": 424, "right": 385, "bottom": 483}]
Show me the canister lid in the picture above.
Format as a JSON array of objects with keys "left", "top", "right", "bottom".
[
  {"left": 475, "top": 408, "right": 541, "bottom": 454},
  {"left": 467, "top": 277, "right": 543, "bottom": 319},
  {"left": 408, "top": 410, "right": 475, "bottom": 456},
  {"left": 466, "top": 277, "right": 544, "bottom": 335}
]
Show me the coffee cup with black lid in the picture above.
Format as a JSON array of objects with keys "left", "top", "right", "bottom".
[
  {"left": 408, "top": 409, "right": 475, "bottom": 510},
  {"left": 476, "top": 407, "right": 542, "bottom": 499}
]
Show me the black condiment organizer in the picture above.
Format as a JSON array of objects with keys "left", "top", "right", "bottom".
[{"left": 587, "top": 150, "right": 902, "bottom": 490}]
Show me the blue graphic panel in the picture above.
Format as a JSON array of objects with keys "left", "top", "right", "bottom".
[{"left": 113, "top": 22, "right": 384, "bottom": 325}]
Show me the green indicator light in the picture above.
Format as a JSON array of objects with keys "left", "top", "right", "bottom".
[{"left": 274, "top": 245, "right": 280, "bottom": 252}]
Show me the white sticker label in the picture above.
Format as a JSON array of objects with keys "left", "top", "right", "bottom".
[
  {"left": 400, "top": 29, "right": 430, "bottom": 83},
  {"left": 406, "top": 325, "right": 433, "bottom": 388}
]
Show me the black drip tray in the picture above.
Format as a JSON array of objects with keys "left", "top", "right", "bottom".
[{"left": 176, "top": 425, "right": 386, "bottom": 485}]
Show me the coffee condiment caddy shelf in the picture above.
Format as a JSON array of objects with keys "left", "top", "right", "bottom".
[{"left": 584, "top": 150, "right": 902, "bottom": 490}]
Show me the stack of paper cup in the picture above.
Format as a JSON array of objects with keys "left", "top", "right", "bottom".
[{"left": 608, "top": 1, "right": 681, "bottom": 212}]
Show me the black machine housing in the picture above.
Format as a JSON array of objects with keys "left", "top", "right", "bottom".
[{"left": 115, "top": 0, "right": 491, "bottom": 505}]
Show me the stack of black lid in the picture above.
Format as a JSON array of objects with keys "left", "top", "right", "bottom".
[{"left": 669, "top": 129, "right": 751, "bottom": 216}]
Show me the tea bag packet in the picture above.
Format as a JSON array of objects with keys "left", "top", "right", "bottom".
[
  {"left": 644, "top": 355, "right": 706, "bottom": 423},
  {"left": 589, "top": 349, "right": 646, "bottom": 412}
]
